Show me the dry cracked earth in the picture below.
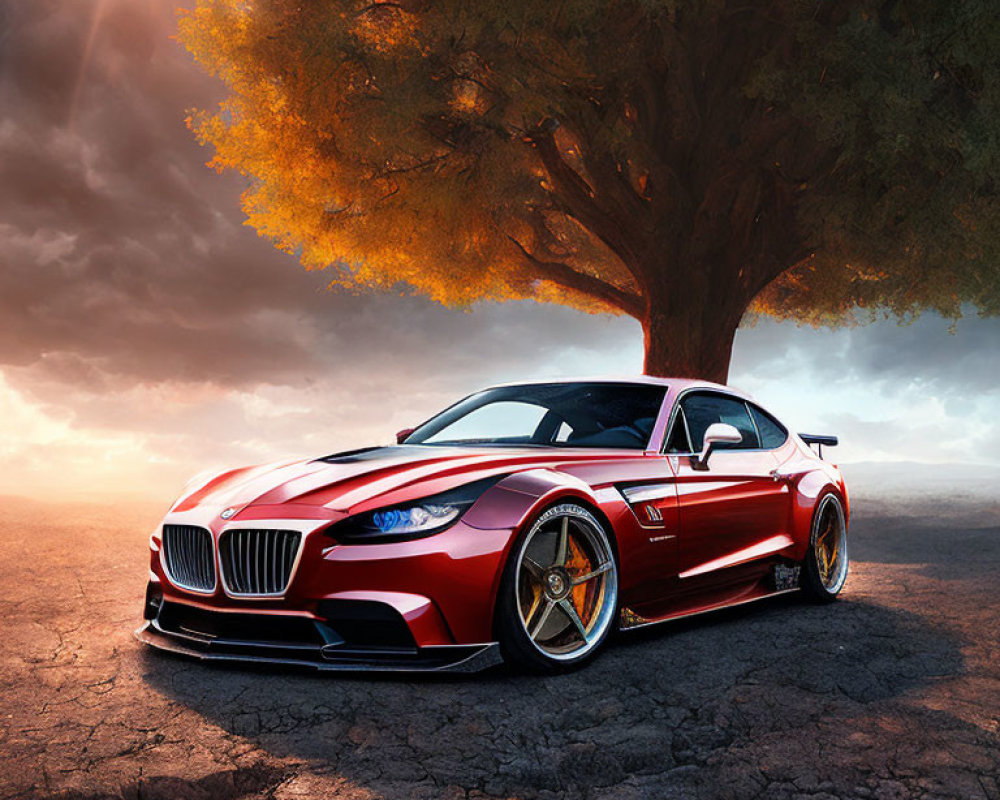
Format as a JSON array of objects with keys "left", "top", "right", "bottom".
[{"left": 1, "top": 492, "right": 998, "bottom": 800}]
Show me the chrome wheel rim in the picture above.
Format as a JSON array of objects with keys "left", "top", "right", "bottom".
[
  {"left": 813, "top": 496, "right": 848, "bottom": 593},
  {"left": 515, "top": 505, "right": 617, "bottom": 661}
]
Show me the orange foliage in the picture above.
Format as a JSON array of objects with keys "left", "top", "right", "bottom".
[{"left": 176, "top": 0, "right": 637, "bottom": 317}]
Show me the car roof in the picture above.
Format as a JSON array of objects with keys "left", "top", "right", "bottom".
[{"left": 484, "top": 375, "right": 753, "bottom": 401}]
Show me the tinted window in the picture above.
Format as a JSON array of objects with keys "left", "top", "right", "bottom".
[
  {"left": 406, "top": 382, "right": 667, "bottom": 450},
  {"left": 680, "top": 393, "right": 759, "bottom": 450},
  {"left": 750, "top": 405, "right": 788, "bottom": 449},
  {"left": 665, "top": 407, "right": 692, "bottom": 453}
]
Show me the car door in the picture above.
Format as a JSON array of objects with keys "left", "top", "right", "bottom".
[{"left": 665, "top": 391, "right": 791, "bottom": 587}]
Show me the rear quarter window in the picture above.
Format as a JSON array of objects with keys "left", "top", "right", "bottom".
[{"left": 750, "top": 405, "right": 788, "bottom": 449}]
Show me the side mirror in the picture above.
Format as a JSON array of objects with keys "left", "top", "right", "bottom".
[
  {"left": 692, "top": 423, "right": 742, "bottom": 470},
  {"left": 395, "top": 427, "right": 415, "bottom": 444}
]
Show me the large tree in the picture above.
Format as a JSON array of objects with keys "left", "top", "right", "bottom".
[{"left": 178, "top": 0, "right": 1000, "bottom": 382}]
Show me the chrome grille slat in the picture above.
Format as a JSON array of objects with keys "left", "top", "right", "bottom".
[
  {"left": 271, "top": 533, "right": 278, "bottom": 593},
  {"left": 231, "top": 535, "right": 239, "bottom": 593},
  {"left": 232, "top": 537, "right": 240, "bottom": 593},
  {"left": 236, "top": 535, "right": 245, "bottom": 593},
  {"left": 254, "top": 534, "right": 262, "bottom": 594},
  {"left": 162, "top": 525, "right": 215, "bottom": 592},
  {"left": 228, "top": 536, "right": 237, "bottom": 593},
  {"left": 244, "top": 532, "right": 251, "bottom": 592},
  {"left": 219, "top": 529, "right": 301, "bottom": 596}
]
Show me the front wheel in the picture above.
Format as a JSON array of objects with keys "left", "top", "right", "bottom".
[
  {"left": 495, "top": 503, "right": 618, "bottom": 673},
  {"left": 801, "top": 493, "right": 849, "bottom": 602}
]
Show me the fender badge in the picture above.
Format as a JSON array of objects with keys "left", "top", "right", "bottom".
[{"left": 220, "top": 507, "right": 237, "bottom": 520}]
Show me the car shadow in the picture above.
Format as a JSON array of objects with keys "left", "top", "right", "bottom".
[{"left": 140, "top": 591, "right": 967, "bottom": 799}]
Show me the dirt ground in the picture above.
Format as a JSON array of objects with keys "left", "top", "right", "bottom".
[{"left": 1, "top": 492, "right": 998, "bottom": 800}]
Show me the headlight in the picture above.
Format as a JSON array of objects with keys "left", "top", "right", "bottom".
[
  {"left": 371, "top": 504, "right": 461, "bottom": 534},
  {"left": 329, "top": 476, "right": 504, "bottom": 544}
]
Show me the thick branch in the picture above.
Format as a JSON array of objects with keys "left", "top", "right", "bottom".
[
  {"left": 527, "top": 126, "right": 646, "bottom": 286},
  {"left": 507, "top": 235, "right": 643, "bottom": 317}
]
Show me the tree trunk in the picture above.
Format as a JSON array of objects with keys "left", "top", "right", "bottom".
[
  {"left": 640, "top": 272, "right": 748, "bottom": 384},
  {"left": 642, "top": 309, "right": 739, "bottom": 384}
]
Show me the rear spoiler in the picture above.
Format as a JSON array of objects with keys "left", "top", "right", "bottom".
[{"left": 799, "top": 433, "right": 838, "bottom": 458}]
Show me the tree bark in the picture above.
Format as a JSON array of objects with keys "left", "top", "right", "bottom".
[
  {"left": 635, "top": 167, "right": 804, "bottom": 383},
  {"left": 639, "top": 257, "right": 753, "bottom": 384},
  {"left": 641, "top": 304, "right": 741, "bottom": 384}
]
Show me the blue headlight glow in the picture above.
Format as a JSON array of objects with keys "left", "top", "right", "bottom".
[
  {"left": 330, "top": 476, "right": 508, "bottom": 544},
  {"left": 372, "top": 509, "right": 405, "bottom": 532},
  {"left": 370, "top": 503, "right": 461, "bottom": 535}
]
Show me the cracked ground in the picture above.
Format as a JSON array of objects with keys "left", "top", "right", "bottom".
[{"left": 1, "top": 493, "right": 998, "bottom": 800}]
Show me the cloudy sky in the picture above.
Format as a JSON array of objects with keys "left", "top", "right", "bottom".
[{"left": 2, "top": 0, "right": 999, "bottom": 501}]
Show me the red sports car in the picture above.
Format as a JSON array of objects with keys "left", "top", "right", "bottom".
[{"left": 137, "top": 378, "right": 849, "bottom": 673}]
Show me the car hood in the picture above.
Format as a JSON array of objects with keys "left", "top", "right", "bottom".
[{"left": 171, "top": 445, "right": 628, "bottom": 518}]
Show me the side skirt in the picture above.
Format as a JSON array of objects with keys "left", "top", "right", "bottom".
[{"left": 619, "top": 586, "right": 800, "bottom": 632}]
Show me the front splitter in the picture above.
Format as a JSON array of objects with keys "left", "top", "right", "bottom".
[{"left": 135, "top": 621, "right": 503, "bottom": 674}]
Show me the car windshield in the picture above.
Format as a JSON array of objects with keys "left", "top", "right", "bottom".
[{"left": 404, "top": 382, "right": 667, "bottom": 450}]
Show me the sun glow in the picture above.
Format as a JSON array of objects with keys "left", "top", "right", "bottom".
[{"left": 68, "top": 0, "right": 111, "bottom": 129}]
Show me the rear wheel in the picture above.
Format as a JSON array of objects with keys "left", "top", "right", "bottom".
[
  {"left": 495, "top": 503, "right": 618, "bottom": 673},
  {"left": 801, "top": 493, "right": 849, "bottom": 602}
]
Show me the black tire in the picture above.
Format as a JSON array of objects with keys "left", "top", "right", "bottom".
[
  {"left": 495, "top": 503, "right": 619, "bottom": 673},
  {"left": 801, "top": 493, "right": 849, "bottom": 602}
]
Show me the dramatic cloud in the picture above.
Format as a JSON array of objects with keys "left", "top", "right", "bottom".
[{"left": 0, "top": 0, "right": 997, "bottom": 499}]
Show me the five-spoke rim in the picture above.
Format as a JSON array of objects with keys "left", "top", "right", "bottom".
[
  {"left": 515, "top": 505, "right": 617, "bottom": 661},
  {"left": 813, "top": 496, "right": 848, "bottom": 593}
]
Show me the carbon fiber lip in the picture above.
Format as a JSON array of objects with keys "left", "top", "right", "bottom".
[{"left": 135, "top": 621, "right": 504, "bottom": 674}]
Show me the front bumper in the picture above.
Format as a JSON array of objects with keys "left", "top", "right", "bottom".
[
  {"left": 148, "top": 516, "right": 516, "bottom": 646},
  {"left": 136, "top": 597, "right": 502, "bottom": 673},
  {"left": 141, "top": 511, "right": 520, "bottom": 672}
]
